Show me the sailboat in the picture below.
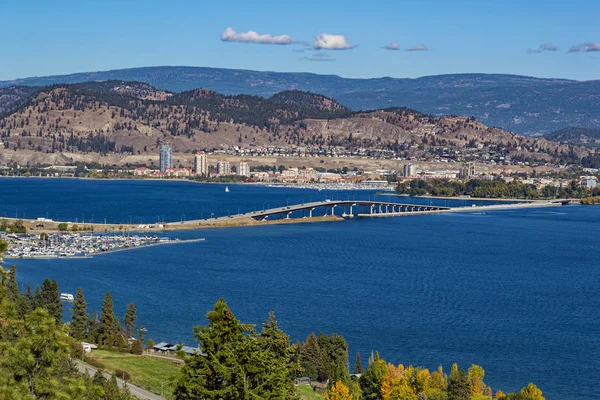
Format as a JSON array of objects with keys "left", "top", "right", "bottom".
[{"left": 225, "top": 186, "right": 230, "bottom": 193}]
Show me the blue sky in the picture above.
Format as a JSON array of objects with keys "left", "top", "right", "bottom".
[{"left": 1, "top": 0, "right": 599, "bottom": 81}]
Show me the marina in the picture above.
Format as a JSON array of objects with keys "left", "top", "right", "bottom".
[{"left": 3, "top": 232, "right": 205, "bottom": 259}]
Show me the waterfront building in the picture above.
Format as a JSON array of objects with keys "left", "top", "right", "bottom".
[
  {"left": 165, "top": 168, "right": 191, "bottom": 178},
  {"left": 237, "top": 162, "right": 250, "bottom": 177},
  {"left": 403, "top": 164, "right": 417, "bottom": 177},
  {"left": 194, "top": 152, "right": 208, "bottom": 176},
  {"left": 459, "top": 162, "right": 475, "bottom": 179},
  {"left": 299, "top": 168, "right": 317, "bottom": 182},
  {"left": 252, "top": 171, "right": 270, "bottom": 182},
  {"left": 159, "top": 145, "right": 173, "bottom": 172},
  {"left": 134, "top": 167, "right": 151, "bottom": 176},
  {"left": 216, "top": 160, "right": 231, "bottom": 175},
  {"left": 580, "top": 176, "right": 598, "bottom": 189}
]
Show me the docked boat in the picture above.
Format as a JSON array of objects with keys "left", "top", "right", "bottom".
[{"left": 60, "top": 293, "right": 74, "bottom": 302}]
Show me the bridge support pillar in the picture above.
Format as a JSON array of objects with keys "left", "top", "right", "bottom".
[
  {"left": 286, "top": 212, "right": 292, "bottom": 219},
  {"left": 331, "top": 205, "right": 336, "bottom": 216},
  {"left": 309, "top": 208, "right": 315, "bottom": 218},
  {"left": 370, "top": 205, "right": 374, "bottom": 215}
]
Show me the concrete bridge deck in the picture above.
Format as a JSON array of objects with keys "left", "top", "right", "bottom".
[{"left": 207, "top": 200, "right": 451, "bottom": 221}]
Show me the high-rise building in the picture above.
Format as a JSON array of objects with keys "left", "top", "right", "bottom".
[
  {"left": 237, "top": 162, "right": 250, "bottom": 177},
  {"left": 194, "top": 152, "right": 208, "bottom": 176},
  {"left": 459, "top": 162, "right": 475, "bottom": 179},
  {"left": 403, "top": 164, "right": 417, "bottom": 177},
  {"left": 159, "top": 145, "right": 173, "bottom": 172},
  {"left": 217, "top": 160, "right": 230, "bottom": 175}
]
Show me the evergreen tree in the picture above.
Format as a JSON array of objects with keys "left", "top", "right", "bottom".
[
  {"left": 6, "top": 265, "right": 18, "bottom": 300},
  {"left": 448, "top": 368, "right": 471, "bottom": 400},
  {"left": 98, "top": 292, "right": 119, "bottom": 347},
  {"left": 70, "top": 287, "right": 88, "bottom": 341},
  {"left": 174, "top": 298, "right": 295, "bottom": 399},
  {"left": 359, "top": 357, "right": 387, "bottom": 400},
  {"left": 123, "top": 302, "right": 137, "bottom": 338},
  {"left": 300, "top": 332, "right": 321, "bottom": 380},
  {"left": 40, "top": 278, "right": 62, "bottom": 322},
  {"left": 354, "top": 352, "right": 363, "bottom": 374}
]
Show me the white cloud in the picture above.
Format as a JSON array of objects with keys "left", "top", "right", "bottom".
[
  {"left": 568, "top": 42, "right": 600, "bottom": 53},
  {"left": 583, "top": 42, "right": 600, "bottom": 52},
  {"left": 527, "top": 43, "right": 558, "bottom": 54},
  {"left": 220, "top": 27, "right": 293, "bottom": 45},
  {"left": 405, "top": 44, "right": 428, "bottom": 52},
  {"left": 383, "top": 42, "right": 400, "bottom": 51},
  {"left": 313, "top": 33, "right": 355, "bottom": 50}
]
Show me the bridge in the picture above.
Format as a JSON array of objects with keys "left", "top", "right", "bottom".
[{"left": 210, "top": 200, "right": 451, "bottom": 222}]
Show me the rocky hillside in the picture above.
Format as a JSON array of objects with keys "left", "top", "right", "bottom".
[
  {"left": 2, "top": 66, "right": 600, "bottom": 135},
  {"left": 0, "top": 81, "right": 596, "bottom": 167},
  {"left": 543, "top": 127, "right": 600, "bottom": 146}
]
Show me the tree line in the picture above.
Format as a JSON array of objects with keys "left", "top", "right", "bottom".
[
  {"left": 396, "top": 178, "right": 599, "bottom": 199},
  {"left": 0, "top": 261, "right": 132, "bottom": 398}
]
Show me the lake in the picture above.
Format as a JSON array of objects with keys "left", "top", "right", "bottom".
[{"left": 2, "top": 178, "right": 598, "bottom": 399}]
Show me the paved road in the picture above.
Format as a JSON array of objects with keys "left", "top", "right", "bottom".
[{"left": 75, "top": 360, "right": 166, "bottom": 400}]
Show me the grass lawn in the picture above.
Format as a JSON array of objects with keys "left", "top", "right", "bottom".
[
  {"left": 296, "top": 383, "right": 325, "bottom": 400},
  {"left": 87, "top": 350, "right": 181, "bottom": 399}
]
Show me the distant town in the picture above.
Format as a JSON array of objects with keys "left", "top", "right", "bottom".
[{"left": 1, "top": 144, "right": 598, "bottom": 194}]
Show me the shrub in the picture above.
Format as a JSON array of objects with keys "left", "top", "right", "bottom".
[
  {"left": 58, "top": 223, "right": 68, "bottom": 231},
  {"left": 114, "top": 369, "right": 131, "bottom": 381},
  {"left": 85, "top": 356, "right": 105, "bottom": 370},
  {"left": 131, "top": 340, "right": 143, "bottom": 355}
]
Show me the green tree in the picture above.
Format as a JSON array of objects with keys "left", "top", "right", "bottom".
[
  {"left": 123, "top": 302, "right": 137, "bottom": 338},
  {"left": 98, "top": 292, "right": 120, "bottom": 347},
  {"left": 70, "top": 287, "right": 88, "bottom": 341},
  {"left": 174, "top": 298, "right": 295, "bottom": 399},
  {"left": 0, "top": 239, "right": 8, "bottom": 263},
  {"left": 354, "top": 352, "right": 363, "bottom": 374},
  {"left": 6, "top": 265, "right": 18, "bottom": 300},
  {"left": 359, "top": 357, "right": 387, "bottom": 400},
  {"left": 447, "top": 368, "right": 470, "bottom": 400},
  {"left": 0, "top": 308, "right": 79, "bottom": 398},
  {"left": 40, "top": 278, "right": 62, "bottom": 322},
  {"left": 300, "top": 332, "right": 321, "bottom": 379}
]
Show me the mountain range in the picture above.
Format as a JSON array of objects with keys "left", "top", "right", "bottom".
[
  {"left": 1, "top": 66, "right": 599, "bottom": 136},
  {"left": 1, "top": 80, "right": 598, "bottom": 168}
]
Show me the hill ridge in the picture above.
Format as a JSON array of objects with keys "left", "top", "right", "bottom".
[{"left": 1, "top": 66, "right": 599, "bottom": 136}]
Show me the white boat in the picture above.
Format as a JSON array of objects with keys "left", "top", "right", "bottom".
[
  {"left": 225, "top": 186, "right": 230, "bottom": 192},
  {"left": 60, "top": 293, "right": 74, "bottom": 302}
]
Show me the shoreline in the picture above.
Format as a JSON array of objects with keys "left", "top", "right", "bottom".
[{"left": 390, "top": 193, "right": 538, "bottom": 202}]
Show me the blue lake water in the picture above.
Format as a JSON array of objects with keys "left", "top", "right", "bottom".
[{"left": 2, "top": 178, "right": 599, "bottom": 399}]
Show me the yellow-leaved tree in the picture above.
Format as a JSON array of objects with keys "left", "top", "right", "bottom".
[
  {"left": 325, "top": 381, "right": 353, "bottom": 400},
  {"left": 520, "top": 383, "right": 545, "bottom": 400},
  {"left": 381, "top": 363, "right": 416, "bottom": 400},
  {"left": 494, "top": 390, "right": 506, "bottom": 400},
  {"left": 468, "top": 364, "right": 486, "bottom": 396}
]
